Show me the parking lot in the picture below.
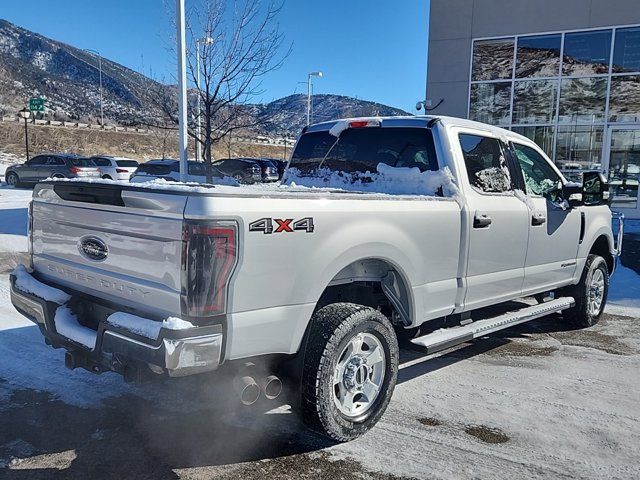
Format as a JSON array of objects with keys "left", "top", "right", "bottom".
[{"left": 1, "top": 184, "right": 640, "bottom": 479}]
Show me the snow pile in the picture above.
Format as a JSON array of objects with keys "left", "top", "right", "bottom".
[
  {"left": 106, "top": 312, "right": 195, "bottom": 340},
  {"left": 329, "top": 117, "right": 383, "bottom": 137},
  {"left": 12, "top": 265, "right": 71, "bottom": 304},
  {"left": 285, "top": 163, "right": 460, "bottom": 197},
  {"left": 53, "top": 306, "right": 97, "bottom": 349}
]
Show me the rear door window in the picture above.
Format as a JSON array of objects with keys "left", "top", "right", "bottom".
[
  {"left": 459, "top": 134, "right": 513, "bottom": 193},
  {"left": 70, "top": 158, "right": 96, "bottom": 167},
  {"left": 93, "top": 158, "right": 112, "bottom": 167}
]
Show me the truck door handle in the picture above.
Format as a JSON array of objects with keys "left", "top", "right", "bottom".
[
  {"left": 531, "top": 212, "right": 546, "bottom": 226},
  {"left": 473, "top": 213, "right": 492, "bottom": 228}
]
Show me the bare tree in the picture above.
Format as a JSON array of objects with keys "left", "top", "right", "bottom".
[{"left": 145, "top": 0, "right": 289, "bottom": 182}]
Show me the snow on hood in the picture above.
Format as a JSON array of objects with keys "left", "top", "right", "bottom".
[
  {"left": 328, "top": 117, "right": 384, "bottom": 137},
  {"left": 285, "top": 162, "right": 460, "bottom": 197}
]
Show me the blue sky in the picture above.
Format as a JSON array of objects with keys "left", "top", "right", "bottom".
[{"left": 2, "top": 0, "right": 429, "bottom": 112}]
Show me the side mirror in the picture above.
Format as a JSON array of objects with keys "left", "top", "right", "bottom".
[
  {"left": 562, "top": 171, "right": 609, "bottom": 208},
  {"left": 582, "top": 171, "right": 609, "bottom": 206}
]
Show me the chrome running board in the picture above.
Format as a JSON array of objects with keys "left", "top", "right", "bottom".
[{"left": 411, "top": 297, "right": 575, "bottom": 354}]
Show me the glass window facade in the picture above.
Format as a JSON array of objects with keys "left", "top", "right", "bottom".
[{"left": 469, "top": 24, "right": 640, "bottom": 181}]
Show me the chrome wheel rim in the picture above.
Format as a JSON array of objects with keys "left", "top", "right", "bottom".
[
  {"left": 333, "top": 332, "right": 386, "bottom": 418},
  {"left": 588, "top": 268, "right": 605, "bottom": 316}
]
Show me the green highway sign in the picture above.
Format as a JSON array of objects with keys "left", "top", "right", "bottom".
[{"left": 29, "top": 98, "right": 45, "bottom": 112}]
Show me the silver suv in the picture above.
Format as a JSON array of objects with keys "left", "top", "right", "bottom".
[{"left": 5, "top": 154, "right": 100, "bottom": 187}]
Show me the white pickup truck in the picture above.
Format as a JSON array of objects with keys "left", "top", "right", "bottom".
[{"left": 10, "top": 116, "right": 623, "bottom": 441}]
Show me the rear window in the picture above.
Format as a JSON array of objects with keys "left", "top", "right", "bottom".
[
  {"left": 70, "top": 158, "right": 96, "bottom": 167},
  {"left": 288, "top": 127, "right": 439, "bottom": 177},
  {"left": 116, "top": 160, "right": 139, "bottom": 168}
]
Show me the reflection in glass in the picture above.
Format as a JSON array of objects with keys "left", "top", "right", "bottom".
[
  {"left": 472, "top": 38, "right": 515, "bottom": 81},
  {"left": 562, "top": 30, "right": 612, "bottom": 76},
  {"left": 555, "top": 126, "right": 603, "bottom": 181},
  {"left": 609, "top": 75, "right": 640, "bottom": 123},
  {"left": 512, "top": 126, "right": 555, "bottom": 158},
  {"left": 608, "top": 129, "right": 640, "bottom": 209},
  {"left": 516, "top": 34, "right": 561, "bottom": 78},
  {"left": 613, "top": 26, "right": 640, "bottom": 73},
  {"left": 512, "top": 80, "right": 558, "bottom": 124},
  {"left": 558, "top": 77, "right": 607, "bottom": 123},
  {"left": 469, "top": 83, "right": 512, "bottom": 125}
]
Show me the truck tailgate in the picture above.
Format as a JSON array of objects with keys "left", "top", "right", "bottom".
[{"left": 31, "top": 183, "right": 187, "bottom": 317}]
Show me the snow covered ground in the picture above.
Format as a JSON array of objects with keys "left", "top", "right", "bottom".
[{"left": 0, "top": 183, "right": 639, "bottom": 478}]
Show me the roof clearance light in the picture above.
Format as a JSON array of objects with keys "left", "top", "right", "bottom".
[{"left": 348, "top": 120, "right": 381, "bottom": 128}]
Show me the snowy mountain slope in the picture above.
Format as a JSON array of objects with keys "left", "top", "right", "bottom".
[{"left": 0, "top": 19, "right": 410, "bottom": 134}]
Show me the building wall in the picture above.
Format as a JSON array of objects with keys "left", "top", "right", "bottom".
[{"left": 426, "top": 0, "right": 640, "bottom": 118}]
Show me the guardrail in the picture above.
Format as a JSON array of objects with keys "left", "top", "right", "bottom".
[{"left": 0, "top": 116, "right": 148, "bottom": 134}]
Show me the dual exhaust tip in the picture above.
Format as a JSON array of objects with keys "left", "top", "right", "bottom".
[{"left": 234, "top": 374, "right": 282, "bottom": 406}]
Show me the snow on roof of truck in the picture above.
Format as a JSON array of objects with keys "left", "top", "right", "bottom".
[{"left": 307, "top": 115, "right": 532, "bottom": 145}]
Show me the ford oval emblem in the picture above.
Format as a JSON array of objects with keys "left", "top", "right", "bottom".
[{"left": 79, "top": 236, "right": 108, "bottom": 261}]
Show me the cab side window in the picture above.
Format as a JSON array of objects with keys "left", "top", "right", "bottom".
[
  {"left": 459, "top": 134, "right": 513, "bottom": 193},
  {"left": 512, "top": 143, "right": 561, "bottom": 198}
]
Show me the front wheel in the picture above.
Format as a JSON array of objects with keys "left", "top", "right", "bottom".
[
  {"left": 6, "top": 172, "right": 20, "bottom": 187},
  {"left": 301, "top": 303, "right": 398, "bottom": 442},
  {"left": 560, "top": 254, "right": 609, "bottom": 328}
]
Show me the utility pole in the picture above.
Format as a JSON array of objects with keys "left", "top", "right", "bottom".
[
  {"left": 84, "top": 49, "right": 104, "bottom": 126},
  {"left": 306, "top": 71, "right": 323, "bottom": 126},
  {"left": 176, "top": 0, "right": 188, "bottom": 182}
]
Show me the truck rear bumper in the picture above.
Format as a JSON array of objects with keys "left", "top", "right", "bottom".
[{"left": 10, "top": 267, "right": 224, "bottom": 379}]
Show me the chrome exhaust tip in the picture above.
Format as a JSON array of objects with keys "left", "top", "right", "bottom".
[
  {"left": 234, "top": 375, "right": 261, "bottom": 406},
  {"left": 262, "top": 375, "right": 283, "bottom": 400}
]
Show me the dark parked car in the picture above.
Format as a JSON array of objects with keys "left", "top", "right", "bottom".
[
  {"left": 250, "top": 158, "right": 280, "bottom": 182},
  {"left": 5, "top": 153, "right": 100, "bottom": 187},
  {"left": 129, "top": 159, "right": 226, "bottom": 184},
  {"left": 212, "top": 158, "right": 262, "bottom": 184}
]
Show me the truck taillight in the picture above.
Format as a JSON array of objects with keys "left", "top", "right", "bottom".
[{"left": 181, "top": 220, "right": 238, "bottom": 320}]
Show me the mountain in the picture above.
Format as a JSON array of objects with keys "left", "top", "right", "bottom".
[{"left": 0, "top": 19, "right": 411, "bottom": 134}]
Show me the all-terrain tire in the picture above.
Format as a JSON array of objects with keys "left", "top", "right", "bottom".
[
  {"left": 301, "top": 302, "right": 399, "bottom": 442},
  {"left": 560, "top": 254, "right": 609, "bottom": 328}
]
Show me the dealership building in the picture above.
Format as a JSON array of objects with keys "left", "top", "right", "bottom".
[{"left": 426, "top": 0, "right": 640, "bottom": 218}]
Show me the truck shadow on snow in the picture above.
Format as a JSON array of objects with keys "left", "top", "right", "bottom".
[
  {"left": 0, "top": 312, "right": 585, "bottom": 478},
  {"left": 0, "top": 207, "right": 27, "bottom": 236}
]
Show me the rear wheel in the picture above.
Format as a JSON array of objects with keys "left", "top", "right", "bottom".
[
  {"left": 6, "top": 172, "right": 20, "bottom": 187},
  {"left": 102, "top": 175, "right": 112, "bottom": 180},
  {"left": 52, "top": 174, "right": 64, "bottom": 179},
  {"left": 301, "top": 303, "right": 398, "bottom": 442},
  {"left": 559, "top": 254, "right": 609, "bottom": 328}
]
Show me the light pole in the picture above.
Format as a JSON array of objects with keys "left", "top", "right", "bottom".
[
  {"left": 19, "top": 108, "right": 31, "bottom": 161},
  {"left": 307, "top": 71, "right": 323, "bottom": 126},
  {"left": 195, "top": 36, "right": 213, "bottom": 161},
  {"left": 84, "top": 49, "right": 104, "bottom": 126},
  {"left": 176, "top": 0, "right": 189, "bottom": 182}
]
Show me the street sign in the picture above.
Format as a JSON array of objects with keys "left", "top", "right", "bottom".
[{"left": 29, "top": 98, "right": 45, "bottom": 112}]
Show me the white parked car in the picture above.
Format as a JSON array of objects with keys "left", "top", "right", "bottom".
[
  {"left": 90, "top": 156, "right": 139, "bottom": 181},
  {"left": 10, "top": 116, "right": 622, "bottom": 442}
]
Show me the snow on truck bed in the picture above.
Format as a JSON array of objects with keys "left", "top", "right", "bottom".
[{"left": 49, "top": 163, "right": 460, "bottom": 199}]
